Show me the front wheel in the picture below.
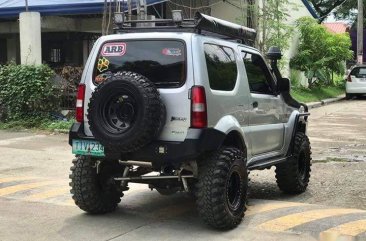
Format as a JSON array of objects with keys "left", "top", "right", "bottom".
[
  {"left": 275, "top": 132, "right": 312, "bottom": 194},
  {"left": 195, "top": 147, "right": 248, "bottom": 230},
  {"left": 69, "top": 156, "right": 123, "bottom": 214}
]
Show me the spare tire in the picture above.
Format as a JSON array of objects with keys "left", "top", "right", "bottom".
[{"left": 87, "top": 71, "right": 165, "bottom": 153}]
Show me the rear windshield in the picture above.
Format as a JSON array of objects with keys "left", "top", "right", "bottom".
[
  {"left": 93, "top": 40, "right": 186, "bottom": 88},
  {"left": 350, "top": 67, "right": 366, "bottom": 78}
]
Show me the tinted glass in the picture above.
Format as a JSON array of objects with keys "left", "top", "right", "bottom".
[
  {"left": 351, "top": 67, "right": 366, "bottom": 78},
  {"left": 94, "top": 40, "right": 186, "bottom": 88},
  {"left": 242, "top": 52, "right": 274, "bottom": 94},
  {"left": 204, "top": 44, "right": 238, "bottom": 91}
]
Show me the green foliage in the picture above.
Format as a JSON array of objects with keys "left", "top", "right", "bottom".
[
  {"left": 308, "top": 0, "right": 351, "bottom": 22},
  {"left": 43, "top": 119, "right": 75, "bottom": 131},
  {"left": 309, "top": 0, "right": 362, "bottom": 25},
  {"left": 291, "top": 85, "right": 345, "bottom": 103},
  {"left": 0, "top": 117, "right": 75, "bottom": 132},
  {"left": 290, "top": 69, "right": 302, "bottom": 88},
  {"left": 290, "top": 17, "right": 353, "bottom": 88},
  {"left": 257, "top": 0, "right": 297, "bottom": 56},
  {"left": 236, "top": 0, "right": 296, "bottom": 62},
  {"left": 0, "top": 63, "right": 60, "bottom": 120}
]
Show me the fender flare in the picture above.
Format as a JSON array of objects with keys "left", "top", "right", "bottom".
[
  {"left": 287, "top": 112, "right": 310, "bottom": 156},
  {"left": 213, "top": 115, "right": 249, "bottom": 152}
]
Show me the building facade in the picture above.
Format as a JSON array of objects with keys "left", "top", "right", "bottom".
[{"left": 0, "top": 0, "right": 318, "bottom": 75}]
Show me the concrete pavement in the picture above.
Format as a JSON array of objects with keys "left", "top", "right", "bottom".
[{"left": 1, "top": 98, "right": 366, "bottom": 240}]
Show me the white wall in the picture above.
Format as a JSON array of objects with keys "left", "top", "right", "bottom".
[
  {"left": 19, "top": 12, "right": 42, "bottom": 65},
  {"left": 210, "top": 0, "right": 245, "bottom": 24}
]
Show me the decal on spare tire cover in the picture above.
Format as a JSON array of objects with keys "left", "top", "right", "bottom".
[{"left": 101, "top": 42, "right": 127, "bottom": 57}]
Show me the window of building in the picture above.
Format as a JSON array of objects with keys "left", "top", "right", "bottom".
[
  {"left": 50, "top": 48, "right": 61, "bottom": 63},
  {"left": 242, "top": 51, "right": 274, "bottom": 94},
  {"left": 204, "top": 44, "right": 238, "bottom": 91}
]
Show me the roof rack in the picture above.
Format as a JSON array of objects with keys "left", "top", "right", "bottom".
[{"left": 114, "top": 11, "right": 257, "bottom": 46}]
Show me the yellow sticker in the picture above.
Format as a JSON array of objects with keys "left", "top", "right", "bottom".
[{"left": 97, "top": 57, "right": 110, "bottom": 72}]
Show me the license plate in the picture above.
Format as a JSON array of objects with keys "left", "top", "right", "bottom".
[{"left": 72, "top": 139, "right": 105, "bottom": 157}]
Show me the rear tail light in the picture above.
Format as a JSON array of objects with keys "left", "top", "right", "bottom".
[
  {"left": 191, "top": 86, "right": 207, "bottom": 128},
  {"left": 347, "top": 75, "right": 352, "bottom": 82},
  {"left": 76, "top": 84, "right": 86, "bottom": 122}
]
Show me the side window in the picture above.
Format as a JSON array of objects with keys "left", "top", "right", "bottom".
[
  {"left": 242, "top": 52, "right": 274, "bottom": 95},
  {"left": 204, "top": 44, "right": 238, "bottom": 91}
]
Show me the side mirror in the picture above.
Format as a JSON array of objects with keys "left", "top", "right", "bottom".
[
  {"left": 266, "top": 46, "right": 283, "bottom": 61},
  {"left": 277, "top": 78, "right": 290, "bottom": 93}
]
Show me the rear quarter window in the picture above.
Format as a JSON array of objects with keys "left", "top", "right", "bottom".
[
  {"left": 204, "top": 44, "right": 238, "bottom": 91},
  {"left": 93, "top": 40, "right": 186, "bottom": 88}
]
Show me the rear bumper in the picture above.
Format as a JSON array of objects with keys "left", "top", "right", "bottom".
[
  {"left": 346, "top": 83, "right": 366, "bottom": 94},
  {"left": 69, "top": 123, "right": 226, "bottom": 168}
]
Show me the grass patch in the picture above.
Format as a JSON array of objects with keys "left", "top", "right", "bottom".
[
  {"left": 0, "top": 118, "right": 75, "bottom": 132},
  {"left": 313, "top": 157, "right": 349, "bottom": 163},
  {"left": 291, "top": 85, "right": 345, "bottom": 103}
]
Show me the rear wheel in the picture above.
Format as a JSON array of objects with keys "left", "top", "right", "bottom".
[
  {"left": 275, "top": 132, "right": 311, "bottom": 194},
  {"left": 346, "top": 93, "right": 354, "bottom": 100},
  {"left": 195, "top": 147, "right": 248, "bottom": 230},
  {"left": 69, "top": 156, "right": 123, "bottom": 214}
]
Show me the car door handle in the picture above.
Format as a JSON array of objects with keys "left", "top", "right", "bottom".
[{"left": 252, "top": 101, "right": 258, "bottom": 108}]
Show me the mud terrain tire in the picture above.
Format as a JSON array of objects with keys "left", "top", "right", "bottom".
[
  {"left": 87, "top": 71, "right": 165, "bottom": 152},
  {"left": 69, "top": 156, "right": 123, "bottom": 214},
  {"left": 196, "top": 147, "right": 248, "bottom": 230},
  {"left": 275, "top": 132, "right": 312, "bottom": 194}
]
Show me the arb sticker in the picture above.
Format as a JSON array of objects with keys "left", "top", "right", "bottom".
[
  {"left": 101, "top": 42, "right": 126, "bottom": 57},
  {"left": 162, "top": 48, "right": 182, "bottom": 56},
  {"left": 97, "top": 57, "right": 110, "bottom": 72}
]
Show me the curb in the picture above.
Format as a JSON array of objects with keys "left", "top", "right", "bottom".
[{"left": 307, "top": 96, "right": 345, "bottom": 109}]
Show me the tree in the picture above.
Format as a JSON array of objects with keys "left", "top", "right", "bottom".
[
  {"left": 256, "top": 0, "right": 297, "bottom": 55},
  {"left": 237, "top": 0, "right": 296, "bottom": 57},
  {"left": 290, "top": 17, "right": 354, "bottom": 88},
  {"left": 308, "top": 0, "right": 347, "bottom": 22},
  {"left": 309, "top": 0, "right": 363, "bottom": 25}
]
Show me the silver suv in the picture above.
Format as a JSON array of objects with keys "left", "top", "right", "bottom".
[{"left": 69, "top": 12, "right": 311, "bottom": 230}]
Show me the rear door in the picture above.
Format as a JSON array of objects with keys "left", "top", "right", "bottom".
[
  {"left": 84, "top": 37, "right": 192, "bottom": 142},
  {"left": 241, "top": 50, "right": 285, "bottom": 156}
]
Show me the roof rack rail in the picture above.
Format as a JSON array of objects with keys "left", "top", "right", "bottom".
[{"left": 114, "top": 11, "right": 257, "bottom": 46}]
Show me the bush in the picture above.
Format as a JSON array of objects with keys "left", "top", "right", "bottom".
[
  {"left": 290, "top": 17, "right": 353, "bottom": 88},
  {"left": 0, "top": 63, "right": 60, "bottom": 120}
]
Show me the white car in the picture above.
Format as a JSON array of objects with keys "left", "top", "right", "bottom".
[{"left": 346, "top": 65, "right": 366, "bottom": 99}]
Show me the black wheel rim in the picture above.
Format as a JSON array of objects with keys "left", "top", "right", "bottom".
[
  {"left": 298, "top": 151, "right": 307, "bottom": 180},
  {"left": 96, "top": 161, "right": 120, "bottom": 195},
  {"left": 226, "top": 171, "right": 242, "bottom": 212},
  {"left": 100, "top": 90, "right": 138, "bottom": 134}
]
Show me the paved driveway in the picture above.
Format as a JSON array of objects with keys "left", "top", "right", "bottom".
[{"left": 1, "top": 99, "right": 366, "bottom": 240}]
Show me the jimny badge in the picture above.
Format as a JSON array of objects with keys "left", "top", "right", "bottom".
[{"left": 101, "top": 42, "right": 127, "bottom": 57}]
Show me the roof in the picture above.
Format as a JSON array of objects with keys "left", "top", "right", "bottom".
[
  {"left": 0, "top": 0, "right": 167, "bottom": 18},
  {"left": 323, "top": 22, "right": 350, "bottom": 34},
  {"left": 0, "top": 0, "right": 320, "bottom": 20}
]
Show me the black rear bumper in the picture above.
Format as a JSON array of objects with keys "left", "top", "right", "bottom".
[{"left": 69, "top": 123, "right": 226, "bottom": 168}]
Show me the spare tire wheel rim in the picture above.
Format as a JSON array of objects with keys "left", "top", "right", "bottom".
[{"left": 101, "top": 89, "right": 138, "bottom": 134}]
